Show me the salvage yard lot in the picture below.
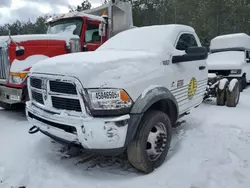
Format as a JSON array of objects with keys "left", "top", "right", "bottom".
[{"left": 1, "top": 88, "right": 250, "bottom": 188}]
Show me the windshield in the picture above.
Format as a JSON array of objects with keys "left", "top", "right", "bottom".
[
  {"left": 47, "top": 18, "right": 83, "bottom": 36},
  {"left": 97, "top": 26, "right": 171, "bottom": 52},
  {"left": 208, "top": 51, "right": 245, "bottom": 65}
]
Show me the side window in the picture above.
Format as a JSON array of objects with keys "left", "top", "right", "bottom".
[
  {"left": 246, "top": 51, "right": 249, "bottom": 59},
  {"left": 176, "top": 33, "right": 198, "bottom": 51},
  {"left": 85, "top": 22, "right": 101, "bottom": 43},
  {"left": 246, "top": 51, "right": 250, "bottom": 62}
]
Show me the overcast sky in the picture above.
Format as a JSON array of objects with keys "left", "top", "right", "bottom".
[{"left": 0, "top": 0, "right": 102, "bottom": 24}]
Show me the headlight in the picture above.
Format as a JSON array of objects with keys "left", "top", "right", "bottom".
[
  {"left": 9, "top": 72, "right": 28, "bottom": 84},
  {"left": 87, "top": 88, "right": 133, "bottom": 110},
  {"left": 230, "top": 69, "right": 241, "bottom": 74},
  {"left": 66, "top": 39, "right": 81, "bottom": 53}
]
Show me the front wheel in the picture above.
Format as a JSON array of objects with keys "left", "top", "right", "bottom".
[{"left": 127, "top": 110, "right": 172, "bottom": 174}]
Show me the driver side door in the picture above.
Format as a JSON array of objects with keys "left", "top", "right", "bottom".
[
  {"left": 171, "top": 32, "right": 207, "bottom": 115},
  {"left": 84, "top": 20, "right": 103, "bottom": 51}
]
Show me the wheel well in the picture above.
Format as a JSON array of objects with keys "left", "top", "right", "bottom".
[{"left": 146, "top": 99, "right": 178, "bottom": 126}]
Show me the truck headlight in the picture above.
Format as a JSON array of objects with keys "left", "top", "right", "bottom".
[
  {"left": 87, "top": 88, "right": 133, "bottom": 110},
  {"left": 230, "top": 69, "right": 241, "bottom": 74},
  {"left": 9, "top": 72, "right": 28, "bottom": 84}
]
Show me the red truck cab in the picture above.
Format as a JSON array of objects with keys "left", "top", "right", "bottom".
[{"left": 0, "top": 1, "right": 134, "bottom": 109}]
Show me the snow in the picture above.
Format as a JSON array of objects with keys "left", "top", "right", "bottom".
[
  {"left": 210, "top": 33, "right": 250, "bottom": 50},
  {"left": 97, "top": 24, "right": 196, "bottom": 53},
  {"left": 47, "top": 11, "right": 105, "bottom": 23},
  {"left": 1, "top": 88, "right": 250, "bottom": 188},
  {"left": 207, "top": 51, "right": 245, "bottom": 70},
  {"left": 30, "top": 50, "right": 162, "bottom": 97},
  {"left": 208, "top": 73, "right": 217, "bottom": 78},
  {"left": 219, "top": 78, "right": 229, "bottom": 90},
  {"left": 229, "top": 79, "right": 239, "bottom": 92},
  {"left": 0, "top": 34, "right": 79, "bottom": 46},
  {"left": 10, "top": 55, "right": 49, "bottom": 72}
]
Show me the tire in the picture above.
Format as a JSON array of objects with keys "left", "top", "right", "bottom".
[
  {"left": 216, "top": 79, "right": 229, "bottom": 106},
  {"left": 0, "top": 102, "right": 14, "bottom": 110},
  {"left": 239, "top": 75, "right": 247, "bottom": 92},
  {"left": 0, "top": 102, "right": 23, "bottom": 110},
  {"left": 241, "top": 75, "right": 247, "bottom": 91},
  {"left": 127, "top": 110, "right": 172, "bottom": 174},
  {"left": 226, "top": 79, "right": 240, "bottom": 107}
]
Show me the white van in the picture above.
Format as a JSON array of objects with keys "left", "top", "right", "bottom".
[{"left": 207, "top": 33, "right": 250, "bottom": 91}]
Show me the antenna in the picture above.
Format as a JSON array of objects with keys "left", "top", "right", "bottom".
[{"left": 8, "top": 28, "right": 21, "bottom": 50}]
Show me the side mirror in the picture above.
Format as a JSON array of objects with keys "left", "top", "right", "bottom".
[
  {"left": 172, "top": 47, "right": 208, "bottom": 64},
  {"left": 246, "top": 58, "right": 250, "bottom": 63},
  {"left": 99, "top": 23, "right": 106, "bottom": 36}
]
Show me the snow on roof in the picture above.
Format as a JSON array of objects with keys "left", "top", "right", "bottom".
[
  {"left": 98, "top": 24, "right": 196, "bottom": 52},
  {"left": 210, "top": 33, "right": 250, "bottom": 50},
  {"left": 47, "top": 11, "right": 105, "bottom": 23},
  {"left": 0, "top": 34, "right": 79, "bottom": 46}
]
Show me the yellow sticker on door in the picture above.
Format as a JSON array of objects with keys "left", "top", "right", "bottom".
[{"left": 188, "top": 77, "right": 197, "bottom": 99}]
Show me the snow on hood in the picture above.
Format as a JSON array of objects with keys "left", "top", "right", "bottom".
[
  {"left": 31, "top": 50, "right": 162, "bottom": 88},
  {"left": 0, "top": 33, "right": 79, "bottom": 47},
  {"left": 207, "top": 51, "right": 245, "bottom": 70}
]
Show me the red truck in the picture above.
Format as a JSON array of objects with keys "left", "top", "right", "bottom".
[{"left": 0, "top": 0, "right": 134, "bottom": 109}]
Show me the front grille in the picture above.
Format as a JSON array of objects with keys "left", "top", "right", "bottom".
[
  {"left": 32, "top": 91, "right": 44, "bottom": 104},
  {"left": 30, "top": 78, "right": 42, "bottom": 89},
  {"left": 51, "top": 96, "right": 81, "bottom": 112},
  {"left": 0, "top": 47, "right": 10, "bottom": 80},
  {"left": 208, "top": 70, "right": 231, "bottom": 76},
  {"left": 29, "top": 76, "right": 83, "bottom": 113},
  {"left": 49, "top": 81, "right": 77, "bottom": 95}
]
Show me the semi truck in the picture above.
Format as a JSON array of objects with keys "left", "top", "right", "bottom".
[{"left": 0, "top": 0, "right": 134, "bottom": 109}]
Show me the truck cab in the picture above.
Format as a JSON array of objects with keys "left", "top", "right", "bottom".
[
  {"left": 0, "top": 0, "right": 134, "bottom": 109},
  {"left": 26, "top": 24, "right": 208, "bottom": 173},
  {"left": 207, "top": 33, "right": 250, "bottom": 91}
]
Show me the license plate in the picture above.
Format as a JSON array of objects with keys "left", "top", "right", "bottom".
[
  {"left": 92, "top": 90, "right": 120, "bottom": 101},
  {"left": 10, "top": 95, "right": 20, "bottom": 101}
]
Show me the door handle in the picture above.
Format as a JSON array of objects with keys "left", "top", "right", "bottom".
[{"left": 199, "top": 66, "right": 206, "bottom": 70}]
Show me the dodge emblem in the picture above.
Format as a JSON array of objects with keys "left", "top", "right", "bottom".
[{"left": 41, "top": 79, "right": 48, "bottom": 101}]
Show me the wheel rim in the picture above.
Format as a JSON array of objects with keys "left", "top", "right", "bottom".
[{"left": 146, "top": 122, "right": 167, "bottom": 161}]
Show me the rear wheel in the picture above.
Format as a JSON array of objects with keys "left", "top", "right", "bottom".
[
  {"left": 239, "top": 75, "right": 247, "bottom": 92},
  {"left": 226, "top": 79, "right": 240, "bottom": 107},
  {"left": 216, "top": 79, "right": 229, "bottom": 106},
  {"left": 127, "top": 110, "right": 172, "bottom": 174}
]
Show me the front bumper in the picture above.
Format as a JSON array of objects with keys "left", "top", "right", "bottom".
[
  {"left": 0, "top": 85, "right": 24, "bottom": 104},
  {"left": 26, "top": 101, "right": 130, "bottom": 151}
]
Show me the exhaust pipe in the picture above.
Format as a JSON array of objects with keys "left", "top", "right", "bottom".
[{"left": 28, "top": 126, "right": 40, "bottom": 134}]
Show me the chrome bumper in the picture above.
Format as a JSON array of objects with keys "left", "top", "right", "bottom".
[
  {"left": 0, "top": 85, "right": 23, "bottom": 104},
  {"left": 26, "top": 101, "right": 130, "bottom": 150}
]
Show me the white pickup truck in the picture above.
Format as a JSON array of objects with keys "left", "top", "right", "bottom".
[{"left": 26, "top": 24, "right": 209, "bottom": 173}]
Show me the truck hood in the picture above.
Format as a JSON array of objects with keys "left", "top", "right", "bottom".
[
  {"left": 31, "top": 49, "right": 162, "bottom": 88},
  {"left": 207, "top": 51, "right": 245, "bottom": 70},
  {"left": 0, "top": 33, "right": 79, "bottom": 47}
]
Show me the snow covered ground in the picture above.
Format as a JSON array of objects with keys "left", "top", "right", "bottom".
[{"left": 1, "top": 88, "right": 250, "bottom": 188}]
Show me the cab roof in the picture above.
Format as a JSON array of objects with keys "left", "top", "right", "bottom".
[
  {"left": 210, "top": 33, "right": 250, "bottom": 50},
  {"left": 97, "top": 24, "right": 197, "bottom": 53},
  {"left": 46, "top": 11, "right": 105, "bottom": 24}
]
